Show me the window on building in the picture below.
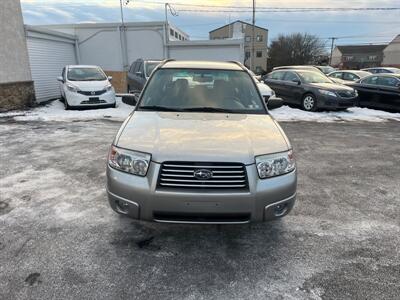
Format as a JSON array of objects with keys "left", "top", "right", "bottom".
[
  {"left": 255, "top": 66, "right": 262, "bottom": 74},
  {"left": 256, "top": 51, "right": 262, "bottom": 58},
  {"left": 256, "top": 35, "right": 263, "bottom": 42},
  {"left": 368, "top": 55, "right": 378, "bottom": 61},
  {"left": 245, "top": 51, "right": 251, "bottom": 60},
  {"left": 245, "top": 36, "right": 251, "bottom": 42},
  {"left": 175, "top": 31, "right": 178, "bottom": 38},
  {"left": 179, "top": 34, "right": 182, "bottom": 40},
  {"left": 170, "top": 28, "right": 174, "bottom": 36},
  {"left": 343, "top": 56, "right": 354, "bottom": 62}
]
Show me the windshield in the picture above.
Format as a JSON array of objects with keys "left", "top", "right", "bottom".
[
  {"left": 145, "top": 62, "right": 161, "bottom": 77},
  {"left": 138, "top": 69, "right": 266, "bottom": 114},
  {"left": 67, "top": 67, "right": 107, "bottom": 81},
  {"left": 297, "top": 71, "right": 333, "bottom": 84}
]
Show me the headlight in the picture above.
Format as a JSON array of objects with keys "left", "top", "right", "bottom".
[
  {"left": 108, "top": 145, "right": 151, "bottom": 176},
  {"left": 318, "top": 89, "right": 337, "bottom": 97},
  {"left": 256, "top": 150, "right": 295, "bottom": 179},
  {"left": 105, "top": 84, "right": 113, "bottom": 92},
  {"left": 66, "top": 83, "right": 80, "bottom": 93},
  {"left": 353, "top": 89, "right": 358, "bottom": 96},
  {"left": 270, "top": 89, "right": 276, "bottom": 97}
]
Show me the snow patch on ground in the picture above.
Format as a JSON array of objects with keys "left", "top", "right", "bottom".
[
  {"left": 0, "top": 97, "right": 133, "bottom": 122},
  {"left": 271, "top": 106, "right": 400, "bottom": 122},
  {"left": 1, "top": 98, "right": 400, "bottom": 122}
]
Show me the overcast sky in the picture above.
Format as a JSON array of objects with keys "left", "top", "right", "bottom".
[{"left": 21, "top": 0, "right": 400, "bottom": 48}]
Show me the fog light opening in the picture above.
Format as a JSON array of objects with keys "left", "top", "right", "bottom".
[
  {"left": 115, "top": 200, "right": 130, "bottom": 214},
  {"left": 273, "top": 203, "right": 288, "bottom": 217}
]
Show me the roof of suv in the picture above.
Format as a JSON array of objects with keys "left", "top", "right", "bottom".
[{"left": 161, "top": 60, "right": 243, "bottom": 71}]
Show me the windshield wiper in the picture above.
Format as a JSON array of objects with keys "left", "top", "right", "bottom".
[
  {"left": 139, "top": 105, "right": 185, "bottom": 112},
  {"left": 182, "top": 107, "right": 237, "bottom": 113}
]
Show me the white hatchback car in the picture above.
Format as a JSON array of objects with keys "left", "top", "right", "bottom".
[{"left": 57, "top": 65, "right": 116, "bottom": 109}]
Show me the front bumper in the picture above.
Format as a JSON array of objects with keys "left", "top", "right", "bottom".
[
  {"left": 106, "top": 162, "right": 297, "bottom": 224},
  {"left": 318, "top": 94, "right": 357, "bottom": 109},
  {"left": 65, "top": 89, "right": 116, "bottom": 107}
]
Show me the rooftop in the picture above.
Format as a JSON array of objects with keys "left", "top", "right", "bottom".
[
  {"left": 337, "top": 44, "right": 387, "bottom": 54},
  {"left": 209, "top": 20, "right": 268, "bottom": 34}
]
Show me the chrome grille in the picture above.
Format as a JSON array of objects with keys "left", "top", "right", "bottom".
[
  {"left": 78, "top": 89, "right": 106, "bottom": 96},
  {"left": 158, "top": 162, "right": 248, "bottom": 190}
]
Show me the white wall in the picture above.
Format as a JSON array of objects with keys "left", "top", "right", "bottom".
[
  {"left": 35, "top": 23, "right": 244, "bottom": 71},
  {"left": 125, "top": 29, "right": 165, "bottom": 64},
  {"left": 169, "top": 41, "right": 243, "bottom": 62},
  {"left": 0, "top": 0, "right": 32, "bottom": 83}
]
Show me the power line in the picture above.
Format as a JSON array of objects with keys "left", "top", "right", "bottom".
[
  {"left": 134, "top": 1, "right": 400, "bottom": 11},
  {"left": 177, "top": 8, "right": 400, "bottom": 13}
]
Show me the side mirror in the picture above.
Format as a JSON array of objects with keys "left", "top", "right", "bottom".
[
  {"left": 57, "top": 76, "right": 64, "bottom": 83},
  {"left": 267, "top": 97, "right": 284, "bottom": 110},
  {"left": 292, "top": 79, "right": 301, "bottom": 85},
  {"left": 107, "top": 76, "right": 113, "bottom": 81}
]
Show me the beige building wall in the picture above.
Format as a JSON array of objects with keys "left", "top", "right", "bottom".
[
  {"left": 0, "top": 0, "right": 35, "bottom": 111},
  {"left": 330, "top": 47, "right": 343, "bottom": 68},
  {"left": 0, "top": 0, "right": 32, "bottom": 83},
  {"left": 382, "top": 35, "right": 400, "bottom": 68},
  {"left": 210, "top": 22, "right": 268, "bottom": 74}
]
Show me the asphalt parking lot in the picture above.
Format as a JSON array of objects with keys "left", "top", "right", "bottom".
[{"left": 1, "top": 119, "right": 399, "bottom": 300}]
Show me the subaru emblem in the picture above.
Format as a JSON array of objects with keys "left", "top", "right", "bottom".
[
  {"left": 91, "top": 91, "right": 96, "bottom": 95},
  {"left": 194, "top": 169, "right": 213, "bottom": 180}
]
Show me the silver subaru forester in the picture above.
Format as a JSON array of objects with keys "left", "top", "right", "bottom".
[{"left": 106, "top": 60, "right": 297, "bottom": 224}]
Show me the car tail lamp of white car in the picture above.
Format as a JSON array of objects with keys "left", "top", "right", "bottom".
[
  {"left": 108, "top": 145, "right": 151, "bottom": 176},
  {"left": 256, "top": 150, "right": 296, "bottom": 179}
]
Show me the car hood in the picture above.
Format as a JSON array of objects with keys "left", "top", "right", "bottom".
[
  {"left": 116, "top": 111, "right": 290, "bottom": 164},
  {"left": 67, "top": 80, "right": 109, "bottom": 91},
  {"left": 309, "top": 82, "right": 354, "bottom": 91}
]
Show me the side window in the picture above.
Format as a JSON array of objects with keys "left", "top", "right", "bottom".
[
  {"left": 283, "top": 71, "right": 300, "bottom": 82},
  {"left": 378, "top": 76, "right": 400, "bottom": 87},
  {"left": 361, "top": 76, "right": 379, "bottom": 85},
  {"left": 343, "top": 73, "right": 359, "bottom": 81},
  {"left": 270, "top": 71, "right": 285, "bottom": 80},
  {"left": 138, "top": 62, "right": 144, "bottom": 76},
  {"left": 129, "top": 63, "right": 136, "bottom": 73},
  {"left": 330, "top": 72, "right": 342, "bottom": 79},
  {"left": 134, "top": 62, "right": 141, "bottom": 73}
]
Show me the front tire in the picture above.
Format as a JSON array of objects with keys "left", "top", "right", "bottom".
[{"left": 302, "top": 93, "right": 317, "bottom": 111}]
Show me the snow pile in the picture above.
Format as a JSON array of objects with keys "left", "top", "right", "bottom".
[
  {"left": 0, "top": 97, "right": 134, "bottom": 122},
  {"left": 1, "top": 98, "right": 399, "bottom": 122},
  {"left": 271, "top": 106, "right": 400, "bottom": 122}
]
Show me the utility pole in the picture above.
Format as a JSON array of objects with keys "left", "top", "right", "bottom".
[
  {"left": 329, "top": 37, "right": 337, "bottom": 66},
  {"left": 119, "top": 0, "right": 130, "bottom": 71},
  {"left": 251, "top": 0, "right": 256, "bottom": 72}
]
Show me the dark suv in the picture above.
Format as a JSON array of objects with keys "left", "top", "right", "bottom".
[{"left": 127, "top": 59, "right": 162, "bottom": 96}]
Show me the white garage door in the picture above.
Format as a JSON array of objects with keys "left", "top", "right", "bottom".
[{"left": 27, "top": 37, "right": 77, "bottom": 102}]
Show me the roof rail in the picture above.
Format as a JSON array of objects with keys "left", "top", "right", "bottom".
[
  {"left": 227, "top": 61, "right": 247, "bottom": 71},
  {"left": 159, "top": 59, "right": 175, "bottom": 68}
]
